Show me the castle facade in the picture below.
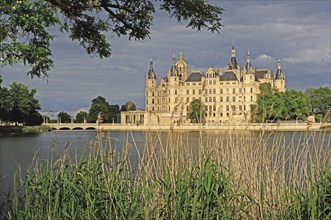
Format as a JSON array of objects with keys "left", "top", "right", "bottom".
[{"left": 121, "top": 45, "right": 286, "bottom": 125}]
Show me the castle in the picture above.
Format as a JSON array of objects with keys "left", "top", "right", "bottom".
[{"left": 121, "top": 45, "right": 286, "bottom": 125}]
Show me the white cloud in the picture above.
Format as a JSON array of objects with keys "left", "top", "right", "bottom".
[{"left": 254, "top": 54, "right": 276, "bottom": 63}]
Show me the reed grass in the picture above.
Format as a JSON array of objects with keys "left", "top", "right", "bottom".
[{"left": 4, "top": 129, "right": 331, "bottom": 219}]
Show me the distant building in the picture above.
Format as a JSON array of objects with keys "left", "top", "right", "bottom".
[{"left": 121, "top": 44, "right": 286, "bottom": 125}]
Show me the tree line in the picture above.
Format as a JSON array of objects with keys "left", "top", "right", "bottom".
[
  {"left": 251, "top": 83, "right": 331, "bottom": 123},
  {"left": 0, "top": 76, "right": 42, "bottom": 125},
  {"left": 56, "top": 97, "right": 136, "bottom": 123}
]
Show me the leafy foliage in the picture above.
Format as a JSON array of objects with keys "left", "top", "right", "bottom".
[
  {"left": 0, "top": 81, "right": 42, "bottom": 125},
  {"left": 187, "top": 98, "right": 205, "bottom": 123},
  {"left": 88, "top": 96, "right": 110, "bottom": 123},
  {"left": 305, "top": 87, "right": 331, "bottom": 122},
  {"left": 87, "top": 96, "right": 120, "bottom": 123},
  {"left": 254, "top": 83, "right": 311, "bottom": 122},
  {"left": 1, "top": 0, "right": 224, "bottom": 77},
  {"left": 285, "top": 89, "right": 311, "bottom": 121},
  {"left": 57, "top": 111, "right": 71, "bottom": 123},
  {"left": 0, "top": 75, "right": 11, "bottom": 120},
  {"left": 75, "top": 111, "right": 88, "bottom": 123},
  {"left": 0, "top": 0, "right": 60, "bottom": 77}
]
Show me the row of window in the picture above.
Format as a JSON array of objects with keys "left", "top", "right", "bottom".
[
  {"left": 205, "top": 96, "right": 254, "bottom": 103},
  {"left": 147, "top": 94, "right": 255, "bottom": 105},
  {"left": 148, "top": 103, "right": 252, "bottom": 115},
  {"left": 148, "top": 87, "right": 255, "bottom": 97}
]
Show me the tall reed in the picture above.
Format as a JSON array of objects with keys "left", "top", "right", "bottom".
[{"left": 4, "top": 129, "right": 331, "bottom": 219}]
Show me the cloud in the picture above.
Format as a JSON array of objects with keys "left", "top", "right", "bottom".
[{"left": 254, "top": 54, "right": 277, "bottom": 63}]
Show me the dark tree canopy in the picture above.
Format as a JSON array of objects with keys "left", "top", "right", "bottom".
[
  {"left": 0, "top": 0, "right": 224, "bottom": 77},
  {"left": 58, "top": 111, "right": 71, "bottom": 123},
  {"left": 0, "top": 76, "right": 11, "bottom": 120},
  {"left": 0, "top": 80, "right": 42, "bottom": 125},
  {"left": 187, "top": 98, "right": 205, "bottom": 123},
  {"left": 75, "top": 111, "right": 88, "bottom": 123},
  {"left": 88, "top": 96, "right": 110, "bottom": 123}
]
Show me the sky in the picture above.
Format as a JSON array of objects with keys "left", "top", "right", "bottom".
[{"left": 1, "top": 0, "right": 330, "bottom": 118}]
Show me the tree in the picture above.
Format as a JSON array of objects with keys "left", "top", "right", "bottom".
[
  {"left": 305, "top": 87, "right": 331, "bottom": 122},
  {"left": 8, "top": 81, "right": 41, "bottom": 125},
  {"left": 255, "top": 83, "right": 287, "bottom": 122},
  {"left": 26, "top": 111, "right": 43, "bottom": 125},
  {"left": 254, "top": 83, "right": 313, "bottom": 123},
  {"left": 109, "top": 104, "right": 120, "bottom": 123},
  {"left": 88, "top": 96, "right": 110, "bottom": 123},
  {"left": 0, "top": 0, "right": 224, "bottom": 77},
  {"left": 75, "top": 111, "right": 88, "bottom": 123},
  {"left": 0, "top": 75, "right": 11, "bottom": 121},
  {"left": 58, "top": 111, "right": 71, "bottom": 123},
  {"left": 187, "top": 99, "right": 205, "bottom": 123},
  {"left": 125, "top": 101, "right": 136, "bottom": 111},
  {"left": 284, "top": 90, "right": 311, "bottom": 121},
  {"left": 120, "top": 104, "right": 127, "bottom": 112}
]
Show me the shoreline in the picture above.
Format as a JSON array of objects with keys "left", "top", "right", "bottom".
[
  {"left": 0, "top": 125, "right": 51, "bottom": 135},
  {"left": 43, "top": 122, "right": 331, "bottom": 132}
]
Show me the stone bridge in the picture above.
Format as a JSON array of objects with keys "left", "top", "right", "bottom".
[{"left": 46, "top": 123, "right": 106, "bottom": 130}]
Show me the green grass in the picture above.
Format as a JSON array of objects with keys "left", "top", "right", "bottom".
[
  {"left": 22, "top": 125, "right": 51, "bottom": 134},
  {"left": 0, "top": 125, "right": 50, "bottom": 134},
  {"left": 3, "top": 130, "right": 331, "bottom": 219}
]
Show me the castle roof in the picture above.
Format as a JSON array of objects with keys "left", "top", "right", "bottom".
[
  {"left": 255, "top": 69, "right": 268, "bottom": 79},
  {"left": 230, "top": 57, "right": 238, "bottom": 70},
  {"left": 220, "top": 71, "right": 238, "bottom": 81},
  {"left": 186, "top": 71, "right": 202, "bottom": 82},
  {"left": 275, "top": 69, "right": 282, "bottom": 79}
]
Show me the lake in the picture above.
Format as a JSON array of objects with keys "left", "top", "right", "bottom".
[{"left": 1, "top": 130, "right": 330, "bottom": 205}]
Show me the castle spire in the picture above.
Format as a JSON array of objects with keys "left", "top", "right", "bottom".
[
  {"left": 170, "top": 54, "right": 177, "bottom": 76},
  {"left": 229, "top": 42, "right": 238, "bottom": 69},
  {"left": 231, "top": 40, "right": 236, "bottom": 57},
  {"left": 147, "top": 58, "right": 156, "bottom": 79},
  {"left": 245, "top": 50, "right": 252, "bottom": 73},
  {"left": 277, "top": 58, "right": 281, "bottom": 70},
  {"left": 275, "top": 59, "right": 283, "bottom": 80}
]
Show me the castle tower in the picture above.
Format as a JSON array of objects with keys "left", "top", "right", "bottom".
[
  {"left": 243, "top": 50, "right": 255, "bottom": 84},
  {"left": 145, "top": 59, "right": 157, "bottom": 111},
  {"left": 175, "top": 51, "right": 188, "bottom": 81},
  {"left": 274, "top": 59, "right": 286, "bottom": 92}
]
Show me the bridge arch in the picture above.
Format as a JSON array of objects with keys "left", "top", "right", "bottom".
[
  {"left": 86, "top": 127, "right": 96, "bottom": 130},
  {"left": 73, "top": 127, "right": 84, "bottom": 130},
  {"left": 59, "top": 127, "right": 71, "bottom": 130}
]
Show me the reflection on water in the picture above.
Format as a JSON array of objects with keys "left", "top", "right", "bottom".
[{"left": 1, "top": 130, "right": 330, "bottom": 204}]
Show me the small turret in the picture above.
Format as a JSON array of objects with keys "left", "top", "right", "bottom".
[
  {"left": 169, "top": 54, "right": 177, "bottom": 76},
  {"left": 228, "top": 41, "right": 239, "bottom": 70},
  {"left": 275, "top": 59, "right": 284, "bottom": 80},
  {"left": 244, "top": 50, "right": 252, "bottom": 74},
  {"left": 147, "top": 59, "right": 156, "bottom": 79},
  {"left": 274, "top": 59, "right": 286, "bottom": 92}
]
